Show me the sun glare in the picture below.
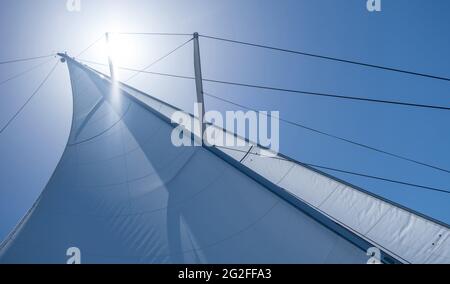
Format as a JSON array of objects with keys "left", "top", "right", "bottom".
[{"left": 103, "top": 33, "right": 135, "bottom": 68}]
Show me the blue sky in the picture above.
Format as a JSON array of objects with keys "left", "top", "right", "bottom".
[{"left": 0, "top": 0, "right": 449, "bottom": 242}]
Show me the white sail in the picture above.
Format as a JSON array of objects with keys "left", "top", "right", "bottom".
[{"left": 0, "top": 55, "right": 448, "bottom": 264}]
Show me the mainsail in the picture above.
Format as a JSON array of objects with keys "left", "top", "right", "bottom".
[{"left": 0, "top": 54, "right": 448, "bottom": 264}]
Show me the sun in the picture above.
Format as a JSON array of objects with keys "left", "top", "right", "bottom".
[{"left": 103, "top": 33, "right": 135, "bottom": 68}]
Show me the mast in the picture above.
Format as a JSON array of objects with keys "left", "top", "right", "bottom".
[
  {"left": 105, "top": 32, "right": 115, "bottom": 80},
  {"left": 193, "top": 32, "right": 206, "bottom": 143}
]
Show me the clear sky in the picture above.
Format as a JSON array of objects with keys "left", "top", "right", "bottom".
[{"left": 1, "top": 0, "right": 449, "bottom": 242}]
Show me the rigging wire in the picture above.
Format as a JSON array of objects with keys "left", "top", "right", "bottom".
[
  {"left": 0, "top": 57, "right": 55, "bottom": 87},
  {"left": 200, "top": 34, "right": 450, "bottom": 83},
  {"left": 79, "top": 60, "right": 450, "bottom": 111},
  {"left": 0, "top": 60, "right": 59, "bottom": 135},
  {"left": 73, "top": 32, "right": 192, "bottom": 62},
  {"left": 215, "top": 146, "right": 450, "bottom": 194},
  {"left": 75, "top": 34, "right": 105, "bottom": 58},
  {"left": 80, "top": 31, "right": 450, "bottom": 82},
  {"left": 110, "top": 32, "right": 192, "bottom": 36},
  {"left": 79, "top": 59, "right": 196, "bottom": 80},
  {"left": 0, "top": 54, "right": 55, "bottom": 65},
  {"left": 203, "top": 91, "right": 450, "bottom": 174},
  {"left": 124, "top": 37, "right": 194, "bottom": 82},
  {"left": 202, "top": 78, "right": 450, "bottom": 111}
]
